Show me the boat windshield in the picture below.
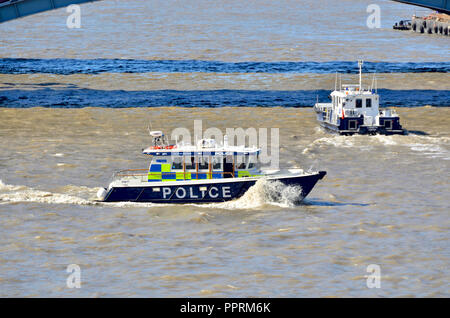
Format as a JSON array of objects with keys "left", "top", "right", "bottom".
[{"left": 153, "top": 152, "right": 260, "bottom": 176}]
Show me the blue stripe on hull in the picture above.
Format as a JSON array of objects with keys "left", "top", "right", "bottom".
[{"left": 103, "top": 172, "right": 326, "bottom": 203}]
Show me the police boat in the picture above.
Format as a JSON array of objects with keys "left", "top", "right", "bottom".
[
  {"left": 97, "top": 131, "right": 326, "bottom": 203},
  {"left": 313, "top": 60, "right": 405, "bottom": 135}
]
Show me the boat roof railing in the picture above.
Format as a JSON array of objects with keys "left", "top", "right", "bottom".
[
  {"left": 150, "top": 130, "right": 164, "bottom": 137},
  {"left": 143, "top": 143, "right": 261, "bottom": 156},
  {"left": 143, "top": 149, "right": 261, "bottom": 156}
]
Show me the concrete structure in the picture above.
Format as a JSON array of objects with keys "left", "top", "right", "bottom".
[
  {"left": 391, "top": 1, "right": 450, "bottom": 36},
  {"left": 411, "top": 12, "right": 450, "bottom": 35},
  {"left": 0, "top": 0, "right": 100, "bottom": 23}
]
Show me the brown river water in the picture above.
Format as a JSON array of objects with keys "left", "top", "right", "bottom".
[
  {"left": 0, "top": 107, "right": 449, "bottom": 297},
  {"left": 0, "top": 0, "right": 449, "bottom": 297}
]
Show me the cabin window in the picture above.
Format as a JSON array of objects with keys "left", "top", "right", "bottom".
[
  {"left": 366, "top": 98, "right": 372, "bottom": 108},
  {"left": 171, "top": 157, "right": 183, "bottom": 170},
  {"left": 248, "top": 155, "right": 256, "bottom": 169},
  {"left": 223, "top": 155, "right": 234, "bottom": 178},
  {"left": 384, "top": 120, "right": 392, "bottom": 129},
  {"left": 349, "top": 120, "right": 357, "bottom": 130},
  {"left": 198, "top": 156, "right": 209, "bottom": 170},
  {"left": 212, "top": 156, "right": 222, "bottom": 170},
  {"left": 356, "top": 99, "right": 362, "bottom": 108},
  {"left": 236, "top": 154, "right": 249, "bottom": 170},
  {"left": 185, "top": 156, "right": 196, "bottom": 170}
]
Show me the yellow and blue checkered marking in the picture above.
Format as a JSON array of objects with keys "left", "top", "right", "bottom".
[{"left": 147, "top": 159, "right": 259, "bottom": 182}]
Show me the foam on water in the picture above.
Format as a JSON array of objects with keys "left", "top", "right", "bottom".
[
  {"left": 0, "top": 179, "right": 98, "bottom": 206},
  {"left": 0, "top": 180, "right": 153, "bottom": 207},
  {"left": 101, "top": 201, "right": 170, "bottom": 208},
  {"left": 196, "top": 179, "right": 304, "bottom": 210},
  {"left": 404, "top": 135, "right": 450, "bottom": 160},
  {"left": 372, "top": 135, "right": 399, "bottom": 145},
  {"left": 304, "top": 136, "right": 357, "bottom": 152},
  {"left": 304, "top": 133, "right": 449, "bottom": 157},
  {"left": 0, "top": 178, "right": 303, "bottom": 209}
]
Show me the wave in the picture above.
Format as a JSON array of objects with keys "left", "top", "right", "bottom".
[
  {"left": 1, "top": 59, "right": 449, "bottom": 75},
  {"left": 0, "top": 180, "right": 98, "bottom": 206},
  {"left": 194, "top": 179, "right": 304, "bottom": 210},
  {"left": 1, "top": 88, "right": 448, "bottom": 108},
  {"left": 405, "top": 135, "right": 450, "bottom": 160},
  {"left": 303, "top": 134, "right": 449, "bottom": 160},
  {"left": 0, "top": 178, "right": 304, "bottom": 209}
]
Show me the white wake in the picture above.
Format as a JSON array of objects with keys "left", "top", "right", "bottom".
[
  {"left": 0, "top": 179, "right": 99, "bottom": 206},
  {"left": 196, "top": 179, "right": 304, "bottom": 210},
  {"left": 0, "top": 178, "right": 304, "bottom": 210}
]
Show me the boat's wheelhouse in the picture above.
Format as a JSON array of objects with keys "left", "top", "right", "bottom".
[
  {"left": 145, "top": 149, "right": 261, "bottom": 182},
  {"left": 332, "top": 85, "right": 379, "bottom": 117}
]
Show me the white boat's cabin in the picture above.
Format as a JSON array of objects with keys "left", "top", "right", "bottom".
[
  {"left": 141, "top": 134, "right": 262, "bottom": 182},
  {"left": 331, "top": 84, "right": 380, "bottom": 119}
]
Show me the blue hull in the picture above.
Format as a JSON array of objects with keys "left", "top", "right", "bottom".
[{"left": 103, "top": 171, "right": 326, "bottom": 203}]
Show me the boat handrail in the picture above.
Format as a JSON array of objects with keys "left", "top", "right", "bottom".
[
  {"left": 111, "top": 169, "right": 237, "bottom": 181},
  {"left": 379, "top": 108, "right": 398, "bottom": 116},
  {"left": 112, "top": 166, "right": 308, "bottom": 179}
]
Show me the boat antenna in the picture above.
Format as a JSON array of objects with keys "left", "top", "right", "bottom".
[
  {"left": 334, "top": 72, "right": 338, "bottom": 91},
  {"left": 147, "top": 120, "right": 153, "bottom": 135},
  {"left": 371, "top": 71, "right": 377, "bottom": 92},
  {"left": 358, "top": 59, "right": 363, "bottom": 92}
]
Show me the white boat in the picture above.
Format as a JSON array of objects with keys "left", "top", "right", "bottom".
[{"left": 314, "top": 60, "right": 405, "bottom": 135}]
